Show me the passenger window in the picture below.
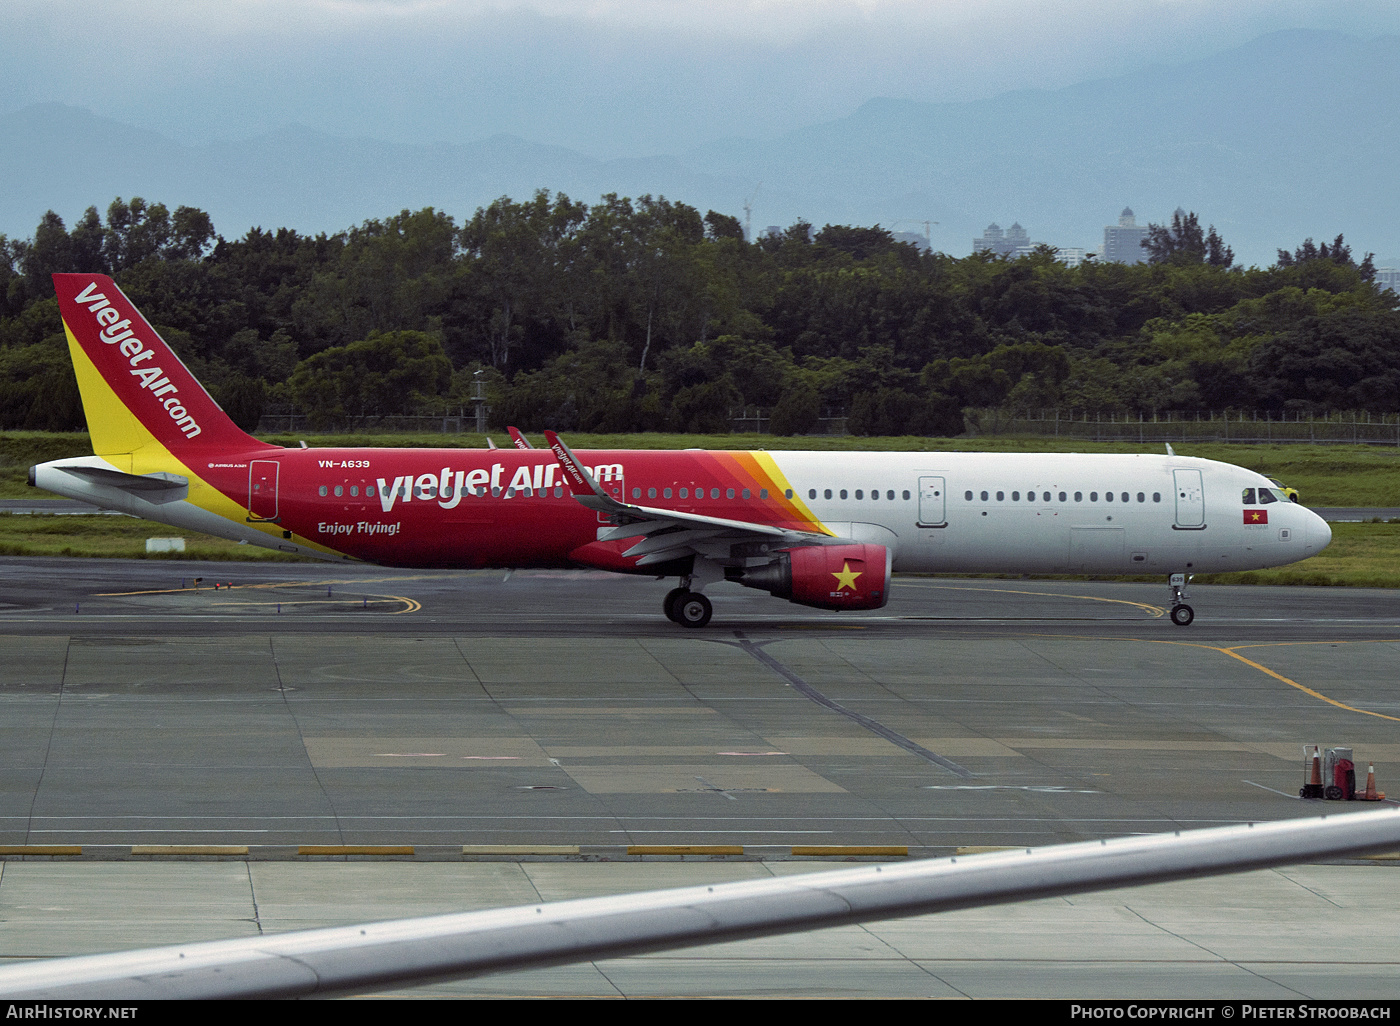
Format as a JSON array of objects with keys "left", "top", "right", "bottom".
[
  {"left": 664, "top": 488, "right": 672, "bottom": 498},
  {"left": 1137, "top": 492, "right": 1145, "bottom": 503},
  {"left": 870, "top": 489, "right": 878, "bottom": 500},
  {"left": 1089, "top": 492, "right": 1098, "bottom": 501},
  {"left": 809, "top": 489, "right": 817, "bottom": 499},
  {"left": 965, "top": 490, "right": 973, "bottom": 500},
  {"left": 350, "top": 486, "right": 359, "bottom": 497},
  {"left": 366, "top": 486, "right": 376, "bottom": 498},
  {"left": 825, "top": 489, "right": 833, "bottom": 499},
  {"left": 318, "top": 485, "right": 328, "bottom": 497},
  {"left": 980, "top": 490, "right": 988, "bottom": 501},
  {"left": 743, "top": 488, "right": 751, "bottom": 499},
  {"left": 855, "top": 490, "right": 864, "bottom": 499},
  {"left": 839, "top": 489, "right": 848, "bottom": 499},
  {"left": 711, "top": 488, "right": 720, "bottom": 499},
  {"left": 1074, "top": 492, "right": 1082, "bottom": 502},
  {"left": 1120, "top": 492, "right": 1128, "bottom": 503},
  {"left": 727, "top": 488, "right": 735, "bottom": 499},
  {"left": 1058, "top": 492, "right": 1066, "bottom": 502},
  {"left": 1011, "top": 491, "right": 1020, "bottom": 501},
  {"left": 902, "top": 490, "right": 910, "bottom": 500},
  {"left": 333, "top": 485, "right": 343, "bottom": 497},
  {"left": 1153, "top": 492, "right": 1161, "bottom": 502},
  {"left": 633, "top": 487, "right": 641, "bottom": 499},
  {"left": 1044, "top": 492, "right": 1051, "bottom": 502},
  {"left": 995, "top": 491, "right": 1003, "bottom": 501},
  {"left": 680, "top": 488, "right": 689, "bottom": 498},
  {"left": 1105, "top": 491, "right": 1113, "bottom": 502},
  {"left": 648, "top": 487, "right": 657, "bottom": 499},
  {"left": 888, "top": 491, "right": 895, "bottom": 500},
  {"left": 1242, "top": 488, "right": 1256, "bottom": 503}
]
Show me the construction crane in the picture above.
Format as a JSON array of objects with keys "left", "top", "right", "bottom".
[{"left": 889, "top": 220, "right": 937, "bottom": 251}]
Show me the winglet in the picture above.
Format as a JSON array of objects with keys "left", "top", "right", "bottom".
[
  {"left": 544, "top": 430, "right": 621, "bottom": 514},
  {"left": 507, "top": 427, "right": 534, "bottom": 450},
  {"left": 486, "top": 436, "right": 497, "bottom": 450}
]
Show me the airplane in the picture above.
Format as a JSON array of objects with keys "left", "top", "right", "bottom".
[{"left": 31, "top": 273, "right": 1332, "bottom": 628}]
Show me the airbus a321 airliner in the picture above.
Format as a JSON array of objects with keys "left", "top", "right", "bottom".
[{"left": 30, "top": 273, "right": 1331, "bottom": 627}]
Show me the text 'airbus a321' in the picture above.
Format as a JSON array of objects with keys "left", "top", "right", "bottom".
[{"left": 30, "top": 273, "right": 1331, "bottom": 627}]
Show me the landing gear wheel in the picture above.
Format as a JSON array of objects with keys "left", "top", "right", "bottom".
[
  {"left": 662, "top": 587, "right": 687, "bottom": 623},
  {"left": 1170, "top": 604, "right": 1195, "bottom": 627},
  {"left": 675, "top": 591, "right": 713, "bottom": 629}
]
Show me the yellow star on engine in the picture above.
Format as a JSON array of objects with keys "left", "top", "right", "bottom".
[{"left": 831, "top": 561, "right": 862, "bottom": 591}]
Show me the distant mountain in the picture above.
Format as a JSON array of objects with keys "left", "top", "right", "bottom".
[
  {"left": 0, "top": 104, "right": 751, "bottom": 244},
  {"left": 3, "top": 29, "right": 1397, "bottom": 266}
]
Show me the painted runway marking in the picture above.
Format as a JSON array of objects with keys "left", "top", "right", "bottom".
[
  {"left": 1243, "top": 780, "right": 1300, "bottom": 800},
  {"left": 904, "top": 582, "right": 1166, "bottom": 618},
  {"left": 924, "top": 785, "right": 1102, "bottom": 794}
]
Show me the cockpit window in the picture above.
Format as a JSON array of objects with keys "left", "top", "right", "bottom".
[
  {"left": 1242, "top": 488, "right": 1256, "bottom": 504},
  {"left": 1257, "top": 487, "right": 1278, "bottom": 504}
]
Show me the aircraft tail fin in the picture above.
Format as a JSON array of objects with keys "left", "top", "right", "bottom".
[{"left": 53, "top": 274, "right": 271, "bottom": 457}]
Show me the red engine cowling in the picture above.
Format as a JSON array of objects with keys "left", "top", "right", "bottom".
[{"left": 732, "top": 543, "right": 891, "bottom": 611}]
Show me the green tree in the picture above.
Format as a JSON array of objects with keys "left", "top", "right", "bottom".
[
  {"left": 1143, "top": 211, "right": 1234, "bottom": 268},
  {"left": 286, "top": 330, "right": 452, "bottom": 427}
]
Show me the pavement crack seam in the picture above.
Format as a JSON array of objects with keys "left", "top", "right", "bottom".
[
  {"left": 731, "top": 631, "right": 974, "bottom": 779},
  {"left": 24, "top": 638, "right": 70, "bottom": 845},
  {"left": 1123, "top": 903, "right": 1309, "bottom": 996},
  {"left": 269, "top": 637, "right": 347, "bottom": 845},
  {"left": 246, "top": 862, "right": 265, "bottom": 935}
]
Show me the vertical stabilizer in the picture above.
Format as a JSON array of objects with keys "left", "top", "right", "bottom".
[{"left": 53, "top": 273, "right": 269, "bottom": 457}]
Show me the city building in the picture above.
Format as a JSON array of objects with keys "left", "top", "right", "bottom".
[
  {"left": 974, "top": 221, "right": 1039, "bottom": 257},
  {"left": 1056, "top": 248, "right": 1088, "bottom": 268},
  {"left": 1374, "top": 267, "right": 1400, "bottom": 293},
  {"left": 1101, "top": 207, "right": 1149, "bottom": 264}
]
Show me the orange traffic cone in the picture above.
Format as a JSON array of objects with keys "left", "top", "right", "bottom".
[
  {"left": 1301, "top": 745, "right": 1325, "bottom": 799},
  {"left": 1361, "top": 763, "right": 1385, "bottom": 802}
]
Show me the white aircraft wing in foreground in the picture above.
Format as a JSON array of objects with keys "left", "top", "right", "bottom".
[{"left": 0, "top": 810, "right": 1397, "bottom": 999}]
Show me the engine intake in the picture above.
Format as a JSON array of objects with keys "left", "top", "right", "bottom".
[{"left": 730, "top": 543, "right": 891, "bottom": 611}]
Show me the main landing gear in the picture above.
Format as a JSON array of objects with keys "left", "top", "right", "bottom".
[
  {"left": 663, "top": 583, "right": 713, "bottom": 628},
  {"left": 1168, "top": 573, "right": 1194, "bottom": 627}
]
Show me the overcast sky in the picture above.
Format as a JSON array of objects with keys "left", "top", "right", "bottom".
[{"left": 3, "top": 1, "right": 1398, "bottom": 156}]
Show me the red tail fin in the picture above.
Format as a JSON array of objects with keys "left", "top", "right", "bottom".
[{"left": 53, "top": 273, "right": 265, "bottom": 454}]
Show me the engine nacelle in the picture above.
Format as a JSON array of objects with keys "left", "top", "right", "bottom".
[{"left": 730, "top": 543, "right": 891, "bottom": 611}]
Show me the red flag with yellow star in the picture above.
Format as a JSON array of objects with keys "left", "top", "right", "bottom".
[{"left": 1243, "top": 509, "right": 1268, "bottom": 525}]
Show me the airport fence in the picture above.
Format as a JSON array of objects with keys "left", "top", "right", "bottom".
[
  {"left": 964, "top": 409, "right": 1400, "bottom": 445},
  {"left": 254, "top": 405, "right": 1400, "bottom": 444}
]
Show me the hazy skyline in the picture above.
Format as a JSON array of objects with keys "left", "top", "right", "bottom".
[{"left": 4, "top": 1, "right": 1398, "bottom": 156}]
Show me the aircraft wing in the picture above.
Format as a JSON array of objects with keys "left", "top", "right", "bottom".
[
  {"left": 1, "top": 810, "right": 1396, "bottom": 999},
  {"left": 544, "top": 430, "right": 832, "bottom": 567}
]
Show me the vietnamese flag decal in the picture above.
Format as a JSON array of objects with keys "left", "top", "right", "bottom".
[{"left": 1244, "top": 509, "right": 1268, "bottom": 524}]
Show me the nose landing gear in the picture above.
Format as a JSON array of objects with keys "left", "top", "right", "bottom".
[{"left": 1168, "top": 572, "right": 1194, "bottom": 626}]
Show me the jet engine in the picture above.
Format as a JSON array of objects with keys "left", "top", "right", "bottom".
[{"left": 728, "top": 543, "right": 891, "bottom": 611}]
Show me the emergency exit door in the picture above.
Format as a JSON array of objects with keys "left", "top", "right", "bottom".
[
  {"left": 918, "top": 476, "right": 947, "bottom": 527},
  {"left": 248, "top": 460, "right": 280, "bottom": 522}
]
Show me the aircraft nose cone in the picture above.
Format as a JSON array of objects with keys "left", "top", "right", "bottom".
[{"left": 1310, "top": 511, "right": 1332, "bottom": 551}]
